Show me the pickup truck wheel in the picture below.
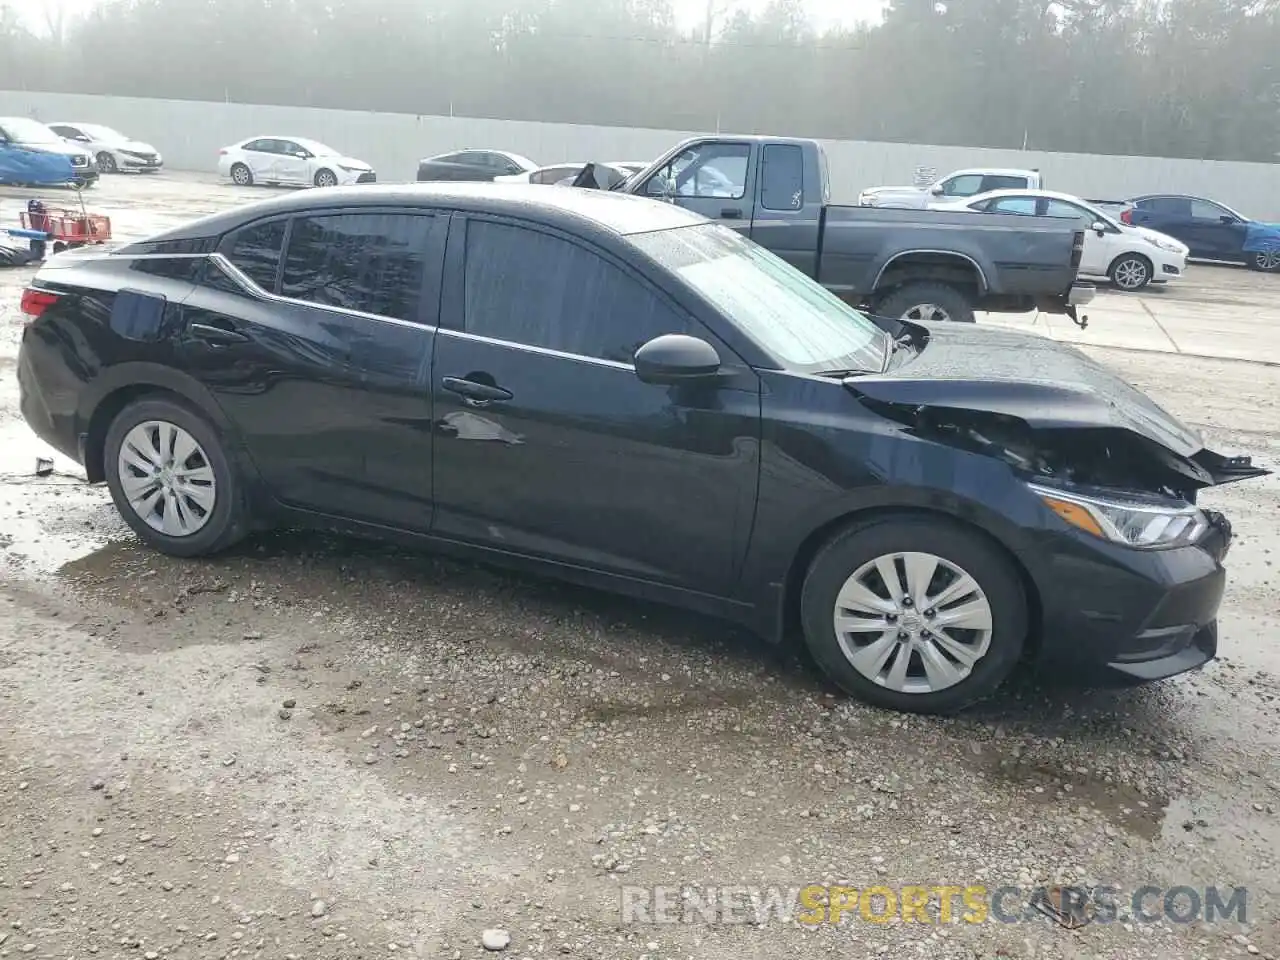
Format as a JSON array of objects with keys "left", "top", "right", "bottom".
[
  {"left": 873, "top": 283, "right": 975, "bottom": 324},
  {"left": 800, "top": 516, "right": 1027, "bottom": 714},
  {"left": 1109, "top": 254, "right": 1152, "bottom": 290}
]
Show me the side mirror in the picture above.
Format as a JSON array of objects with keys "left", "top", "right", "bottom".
[
  {"left": 645, "top": 174, "right": 675, "bottom": 201},
  {"left": 1092, "top": 221, "right": 1108, "bottom": 236},
  {"left": 76, "top": 135, "right": 91, "bottom": 142},
  {"left": 295, "top": 151, "right": 308, "bottom": 158},
  {"left": 1220, "top": 214, "right": 1236, "bottom": 224},
  {"left": 929, "top": 185, "right": 945, "bottom": 196},
  {"left": 634, "top": 334, "right": 721, "bottom": 385}
]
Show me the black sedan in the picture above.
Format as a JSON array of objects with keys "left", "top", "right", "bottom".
[
  {"left": 1121, "top": 194, "right": 1280, "bottom": 272},
  {"left": 416, "top": 148, "right": 538, "bottom": 182},
  {"left": 16, "top": 184, "right": 1270, "bottom": 714}
]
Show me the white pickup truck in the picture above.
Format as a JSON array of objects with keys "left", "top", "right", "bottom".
[{"left": 858, "top": 167, "right": 1044, "bottom": 209}]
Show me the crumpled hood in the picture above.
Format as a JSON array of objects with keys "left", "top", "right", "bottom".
[
  {"left": 0, "top": 145, "right": 75, "bottom": 184},
  {"left": 843, "top": 323, "right": 1269, "bottom": 487}
]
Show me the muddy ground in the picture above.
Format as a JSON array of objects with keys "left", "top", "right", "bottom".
[{"left": 1, "top": 174, "right": 1278, "bottom": 960}]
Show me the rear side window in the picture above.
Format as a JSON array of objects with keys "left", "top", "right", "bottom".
[
  {"left": 1143, "top": 197, "right": 1190, "bottom": 217},
  {"left": 982, "top": 174, "right": 1030, "bottom": 191},
  {"left": 990, "top": 197, "right": 1038, "bottom": 216},
  {"left": 760, "top": 144, "right": 804, "bottom": 211},
  {"left": 280, "top": 212, "right": 434, "bottom": 322},
  {"left": 220, "top": 219, "right": 287, "bottom": 291},
  {"left": 462, "top": 220, "right": 688, "bottom": 364}
]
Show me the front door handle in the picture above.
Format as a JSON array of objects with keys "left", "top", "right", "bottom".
[
  {"left": 721, "top": 207, "right": 743, "bottom": 219},
  {"left": 189, "top": 321, "right": 250, "bottom": 345},
  {"left": 441, "top": 376, "right": 513, "bottom": 407}
]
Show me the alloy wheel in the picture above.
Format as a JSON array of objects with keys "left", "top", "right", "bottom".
[
  {"left": 1113, "top": 258, "right": 1149, "bottom": 289},
  {"left": 900, "top": 303, "right": 952, "bottom": 323},
  {"left": 832, "top": 551, "right": 994, "bottom": 694},
  {"left": 1256, "top": 249, "right": 1280, "bottom": 272},
  {"left": 117, "top": 420, "right": 218, "bottom": 537},
  {"left": 232, "top": 165, "right": 251, "bottom": 186}
]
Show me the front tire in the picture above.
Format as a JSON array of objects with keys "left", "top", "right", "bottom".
[
  {"left": 104, "top": 397, "right": 249, "bottom": 557},
  {"left": 1108, "top": 254, "right": 1152, "bottom": 290},
  {"left": 800, "top": 516, "right": 1027, "bottom": 714},
  {"left": 1251, "top": 248, "right": 1280, "bottom": 273},
  {"left": 873, "top": 282, "right": 976, "bottom": 324},
  {"left": 96, "top": 151, "right": 118, "bottom": 174},
  {"left": 230, "top": 163, "right": 253, "bottom": 187},
  {"left": 314, "top": 168, "right": 338, "bottom": 188}
]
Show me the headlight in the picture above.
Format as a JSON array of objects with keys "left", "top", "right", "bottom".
[
  {"left": 338, "top": 164, "right": 367, "bottom": 172},
  {"left": 1151, "top": 237, "right": 1185, "bottom": 254},
  {"left": 1028, "top": 482, "right": 1207, "bottom": 549},
  {"left": 859, "top": 194, "right": 879, "bottom": 207}
]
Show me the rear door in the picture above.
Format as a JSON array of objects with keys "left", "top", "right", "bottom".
[
  {"left": 1129, "top": 196, "right": 1194, "bottom": 251},
  {"left": 241, "top": 139, "right": 278, "bottom": 180},
  {"left": 178, "top": 208, "right": 444, "bottom": 530},
  {"left": 428, "top": 214, "right": 761, "bottom": 594}
]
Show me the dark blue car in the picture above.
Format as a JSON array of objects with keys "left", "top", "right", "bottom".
[{"left": 1122, "top": 194, "right": 1280, "bottom": 273}]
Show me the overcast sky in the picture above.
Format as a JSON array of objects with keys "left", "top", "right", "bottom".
[{"left": 19, "top": 0, "right": 887, "bottom": 37}]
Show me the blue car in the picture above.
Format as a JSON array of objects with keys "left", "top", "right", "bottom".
[
  {"left": 1122, "top": 194, "right": 1280, "bottom": 273},
  {"left": 0, "top": 116, "right": 99, "bottom": 188}
]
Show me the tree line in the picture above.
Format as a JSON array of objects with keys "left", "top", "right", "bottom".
[{"left": 2, "top": 0, "right": 1278, "bottom": 163}]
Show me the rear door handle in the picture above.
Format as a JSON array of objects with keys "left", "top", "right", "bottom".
[
  {"left": 441, "top": 376, "right": 513, "bottom": 407},
  {"left": 721, "top": 207, "right": 743, "bottom": 219},
  {"left": 188, "top": 321, "right": 250, "bottom": 345}
]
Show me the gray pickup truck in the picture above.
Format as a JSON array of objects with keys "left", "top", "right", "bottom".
[{"left": 600, "top": 136, "right": 1094, "bottom": 326}]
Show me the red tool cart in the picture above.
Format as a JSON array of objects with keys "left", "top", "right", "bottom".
[{"left": 20, "top": 196, "right": 112, "bottom": 255}]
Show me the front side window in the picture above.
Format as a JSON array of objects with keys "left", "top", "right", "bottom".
[
  {"left": 649, "top": 143, "right": 751, "bottom": 200},
  {"left": 631, "top": 223, "right": 886, "bottom": 375},
  {"left": 939, "top": 174, "right": 985, "bottom": 197},
  {"left": 1190, "top": 199, "right": 1232, "bottom": 221},
  {"left": 219, "top": 218, "right": 287, "bottom": 291},
  {"left": 982, "top": 174, "right": 1030, "bottom": 192},
  {"left": 280, "top": 213, "right": 434, "bottom": 322},
  {"left": 463, "top": 220, "right": 688, "bottom": 364}
]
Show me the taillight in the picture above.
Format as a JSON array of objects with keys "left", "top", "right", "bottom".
[
  {"left": 20, "top": 288, "right": 59, "bottom": 320},
  {"left": 1120, "top": 209, "right": 1133, "bottom": 224},
  {"left": 218, "top": 149, "right": 227, "bottom": 155}
]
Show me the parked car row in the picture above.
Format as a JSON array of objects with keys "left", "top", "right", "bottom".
[
  {"left": 0, "top": 116, "right": 163, "bottom": 188},
  {"left": 857, "top": 164, "right": 1280, "bottom": 286}
]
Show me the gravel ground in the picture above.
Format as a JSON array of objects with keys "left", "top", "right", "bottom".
[{"left": 1, "top": 174, "right": 1279, "bottom": 960}]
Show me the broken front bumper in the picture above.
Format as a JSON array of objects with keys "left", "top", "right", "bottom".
[{"left": 1023, "top": 510, "right": 1232, "bottom": 682}]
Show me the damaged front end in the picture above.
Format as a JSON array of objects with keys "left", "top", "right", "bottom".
[{"left": 845, "top": 379, "right": 1269, "bottom": 556}]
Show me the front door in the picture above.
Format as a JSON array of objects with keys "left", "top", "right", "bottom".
[
  {"left": 274, "top": 140, "right": 310, "bottom": 185},
  {"left": 429, "top": 214, "right": 760, "bottom": 595},
  {"left": 178, "top": 209, "right": 444, "bottom": 530},
  {"left": 1184, "top": 198, "right": 1249, "bottom": 261},
  {"left": 639, "top": 141, "right": 756, "bottom": 234}
]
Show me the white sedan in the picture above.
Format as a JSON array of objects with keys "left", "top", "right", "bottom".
[
  {"left": 47, "top": 122, "right": 163, "bottom": 174},
  {"left": 933, "top": 188, "right": 1189, "bottom": 291},
  {"left": 217, "top": 136, "right": 375, "bottom": 188}
]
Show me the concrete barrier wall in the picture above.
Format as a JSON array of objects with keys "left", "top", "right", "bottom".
[{"left": 3, "top": 90, "right": 1279, "bottom": 219}]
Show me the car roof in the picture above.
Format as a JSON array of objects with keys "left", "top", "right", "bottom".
[
  {"left": 140, "top": 182, "right": 708, "bottom": 242},
  {"left": 961, "top": 188, "right": 1090, "bottom": 204},
  {"left": 949, "top": 167, "right": 1039, "bottom": 178}
]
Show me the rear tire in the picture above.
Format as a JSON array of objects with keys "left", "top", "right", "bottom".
[
  {"left": 1108, "top": 253, "right": 1152, "bottom": 290},
  {"left": 104, "top": 397, "right": 249, "bottom": 557},
  {"left": 800, "top": 515, "right": 1027, "bottom": 714},
  {"left": 230, "top": 163, "right": 253, "bottom": 187},
  {"left": 873, "top": 282, "right": 976, "bottom": 324}
]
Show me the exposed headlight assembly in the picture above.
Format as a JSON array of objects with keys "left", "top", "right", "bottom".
[{"left": 1028, "top": 483, "right": 1208, "bottom": 549}]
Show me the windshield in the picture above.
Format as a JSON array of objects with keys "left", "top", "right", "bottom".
[
  {"left": 79, "top": 124, "right": 127, "bottom": 142},
  {"left": 631, "top": 223, "right": 887, "bottom": 375},
  {"left": 0, "top": 117, "right": 63, "bottom": 145}
]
